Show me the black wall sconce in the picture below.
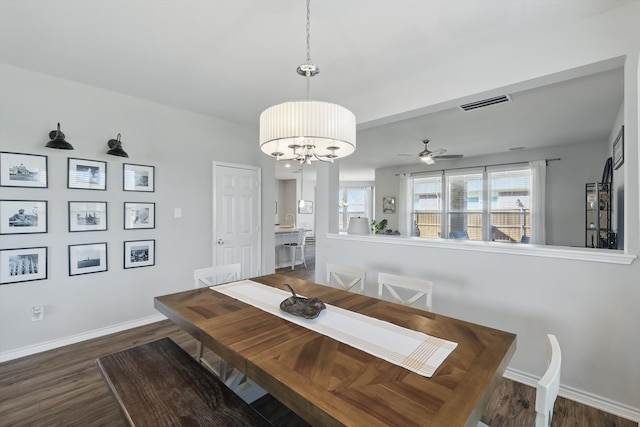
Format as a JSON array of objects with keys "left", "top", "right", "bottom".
[
  {"left": 106, "top": 133, "right": 129, "bottom": 158},
  {"left": 45, "top": 123, "right": 74, "bottom": 149}
]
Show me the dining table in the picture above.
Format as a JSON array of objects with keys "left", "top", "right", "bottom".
[{"left": 154, "top": 273, "right": 516, "bottom": 427}]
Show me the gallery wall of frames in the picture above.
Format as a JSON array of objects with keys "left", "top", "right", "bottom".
[{"left": 0, "top": 151, "right": 157, "bottom": 285}]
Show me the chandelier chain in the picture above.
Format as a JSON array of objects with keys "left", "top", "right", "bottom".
[{"left": 306, "top": 0, "right": 311, "bottom": 64}]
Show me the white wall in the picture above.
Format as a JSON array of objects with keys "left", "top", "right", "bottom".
[
  {"left": 316, "top": 4, "right": 640, "bottom": 418},
  {"left": 0, "top": 64, "right": 266, "bottom": 354}
]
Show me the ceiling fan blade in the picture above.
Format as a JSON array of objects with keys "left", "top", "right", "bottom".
[{"left": 433, "top": 154, "right": 464, "bottom": 159}]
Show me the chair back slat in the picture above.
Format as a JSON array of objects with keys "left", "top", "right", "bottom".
[
  {"left": 194, "top": 264, "right": 241, "bottom": 288},
  {"left": 377, "top": 272, "right": 433, "bottom": 311},
  {"left": 326, "top": 263, "right": 365, "bottom": 294}
]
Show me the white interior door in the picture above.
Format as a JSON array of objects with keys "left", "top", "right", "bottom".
[{"left": 213, "top": 162, "right": 261, "bottom": 279}]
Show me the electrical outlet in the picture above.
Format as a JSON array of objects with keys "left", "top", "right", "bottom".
[{"left": 31, "top": 306, "right": 44, "bottom": 322}]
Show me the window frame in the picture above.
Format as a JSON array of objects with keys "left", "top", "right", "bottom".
[{"left": 411, "top": 165, "right": 533, "bottom": 243}]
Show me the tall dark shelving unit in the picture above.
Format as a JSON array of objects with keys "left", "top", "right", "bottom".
[{"left": 585, "top": 182, "right": 612, "bottom": 248}]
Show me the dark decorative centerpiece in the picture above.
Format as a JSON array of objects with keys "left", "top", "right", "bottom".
[{"left": 280, "top": 284, "right": 326, "bottom": 319}]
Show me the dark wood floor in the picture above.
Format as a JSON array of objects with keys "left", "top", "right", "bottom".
[{"left": 0, "top": 244, "right": 636, "bottom": 426}]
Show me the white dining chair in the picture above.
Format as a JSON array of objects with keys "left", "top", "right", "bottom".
[
  {"left": 192, "top": 264, "right": 241, "bottom": 380},
  {"left": 478, "top": 334, "right": 561, "bottom": 427},
  {"left": 326, "top": 263, "right": 366, "bottom": 294},
  {"left": 193, "top": 263, "right": 241, "bottom": 288},
  {"left": 377, "top": 272, "right": 433, "bottom": 311},
  {"left": 283, "top": 229, "right": 307, "bottom": 270}
]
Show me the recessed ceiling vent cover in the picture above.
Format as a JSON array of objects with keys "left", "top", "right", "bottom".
[{"left": 459, "top": 95, "right": 511, "bottom": 112}]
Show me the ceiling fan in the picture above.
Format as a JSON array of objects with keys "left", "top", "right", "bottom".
[{"left": 399, "top": 140, "right": 463, "bottom": 165}]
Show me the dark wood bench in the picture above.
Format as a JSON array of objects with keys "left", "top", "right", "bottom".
[{"left": 96, "top": 337, "right": 273, "bottom": 427}]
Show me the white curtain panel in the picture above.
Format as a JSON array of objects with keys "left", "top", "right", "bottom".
[
  {"left": 530, "top": 160, "right": 547, "bottom": 244},
  {"left": 398, "top": 173, "right": 412, "bottom": 236}
]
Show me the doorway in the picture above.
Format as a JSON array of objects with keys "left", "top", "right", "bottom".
[{"left": 212, "top": 162, "right": 261, "bottom": 278}]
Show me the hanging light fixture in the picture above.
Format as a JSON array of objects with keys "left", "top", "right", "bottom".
[
  {"left": 106, "top": 133, "right": 129, "bottom": 158},
  {"left": 45, "top": 123, "right": 74, "bottom": 150},
  {"left": 259, "top": 0, "right": 356, "bottom": 166}
]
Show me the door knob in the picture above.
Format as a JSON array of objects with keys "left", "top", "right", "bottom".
[{"left": 217, "top": 239, "right": 224, "bottom": 245}]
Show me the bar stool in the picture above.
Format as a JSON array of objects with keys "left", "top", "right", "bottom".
[{"left": 283, "top": 229, "right": 307, "bottom": 270}]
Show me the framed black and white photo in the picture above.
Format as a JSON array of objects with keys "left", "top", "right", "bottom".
[
  {"left": 124, "top": 239, "right": 155, "bottom": 269},
  {"left": 0, "top": 152, "right": 48, "bottom": 188},
  {"left": 68, "top": 157, "right": 107, "bottom": 190},
  {"left": 0, "top": 200, "right": 47, "bottom": 235},
  {"left": 124, "top": 202, "right": 155, "bottom": 229},
  {"left": 68, "top": 201, "right": 107, "bottom": 232},
  {"left": 613, "top": 125, "right": 624, "bottom": 170},
  {"left": 0, "top": 247, "right": 47, "bottom": 285},
  {"left": 298, "top": 200, "right": 313, "bottom": 214},
  {"left": 68, "top": 242, "right": 108, "bottom": 276},
  {"left": 123, "top": 163, "right": 155, "bottom": 192}
]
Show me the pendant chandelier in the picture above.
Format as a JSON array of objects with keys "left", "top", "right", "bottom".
[{"left": 259, "top": 0, "right": 356, "bottom": 166}]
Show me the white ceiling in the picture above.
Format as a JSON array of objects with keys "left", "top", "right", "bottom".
[{"left": 0, "top": 0, "right": 629, "bottom": 180}]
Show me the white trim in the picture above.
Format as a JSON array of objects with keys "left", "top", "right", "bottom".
[
  {"left": 327, "top": 233, "right": 637, "bottom": 265},
  {"left": 504, "top": 368, "right": 640, "bottom": 423},
  {"left": 0, "top": 314, "right": 166, "bottom": 362}
]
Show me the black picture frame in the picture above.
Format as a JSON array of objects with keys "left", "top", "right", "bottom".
[
  {"left": 0, "top": 246, "right": 48, "bottom": 285},
  {"left": 68, "top": 242, "right": 108, "bottom": 276},
  {"left": 68, "top": 201, "right": 108, "bottom": 232},
  {"left": 123, "top": 163, "right": 155, "bottom": 192},
  {"left": 68, "top": 157, "right": 107, "bottom": 190},
  {"left": 601, "top": 157, "right": 613, "bottom": 187},
  {"left": 613, "top": 126, "right": 624, "bottom": 170},
  {"left": 124, "top": 239, "right": 156, "bottom": 269},
  {"left": 124, "top": 202, "right": 156, "bottom": 229},
  {"left": 0, "top": 200, "right": 47, "bottom": 235},
  {"left": 0, "top": 152, "right": 48, "bottom": 188}
]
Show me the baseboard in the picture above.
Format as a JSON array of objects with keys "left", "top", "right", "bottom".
[
  {"left": 0, "top": 313, "right": 166, "bottom": 363},
  {"left": 504, "top": 368, "right": 640, "bottom": 424}
]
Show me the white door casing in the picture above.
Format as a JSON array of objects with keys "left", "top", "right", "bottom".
[{"left": 212, "top": 162, "right": 261, "bottom": 279}]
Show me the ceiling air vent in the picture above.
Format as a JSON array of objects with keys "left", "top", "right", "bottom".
[{"left": 459, "top": 95, "right": 511, "bottom": 112}]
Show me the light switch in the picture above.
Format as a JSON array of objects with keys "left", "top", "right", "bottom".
[{"left": 174, "top": 208, "right": 182, "bottom": 218}]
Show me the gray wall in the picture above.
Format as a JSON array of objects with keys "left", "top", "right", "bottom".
[{"left": 0, "top": 64, "right": 269, "bottom": 354}]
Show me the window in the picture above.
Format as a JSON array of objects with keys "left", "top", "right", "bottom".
[
  {"left": 413, "top": 175, "right": 442, "bottom": 238},
  {"left": 447, "top": 172, "right": 483, "bottom": 240},
  {"left": 339, "top": 186, "right": 372, "bottom": 232},
  {"left": 489, "top": 168, "right": 531, "bottom": 243},
  {"left": 412, "top": 166, "right": 532, "bottom": 242}
]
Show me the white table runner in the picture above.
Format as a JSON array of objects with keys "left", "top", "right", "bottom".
[{"left": 211, "top": 280, "right": 457, "bottom": 377}]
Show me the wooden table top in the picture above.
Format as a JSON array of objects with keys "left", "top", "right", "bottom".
[{"left": 154, "top": 274, "right": 516, "bottom": 427}]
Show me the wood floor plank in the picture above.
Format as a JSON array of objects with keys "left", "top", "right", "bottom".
[{"left": 1, "top": 246, "right": 636, "bottom": 427}]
